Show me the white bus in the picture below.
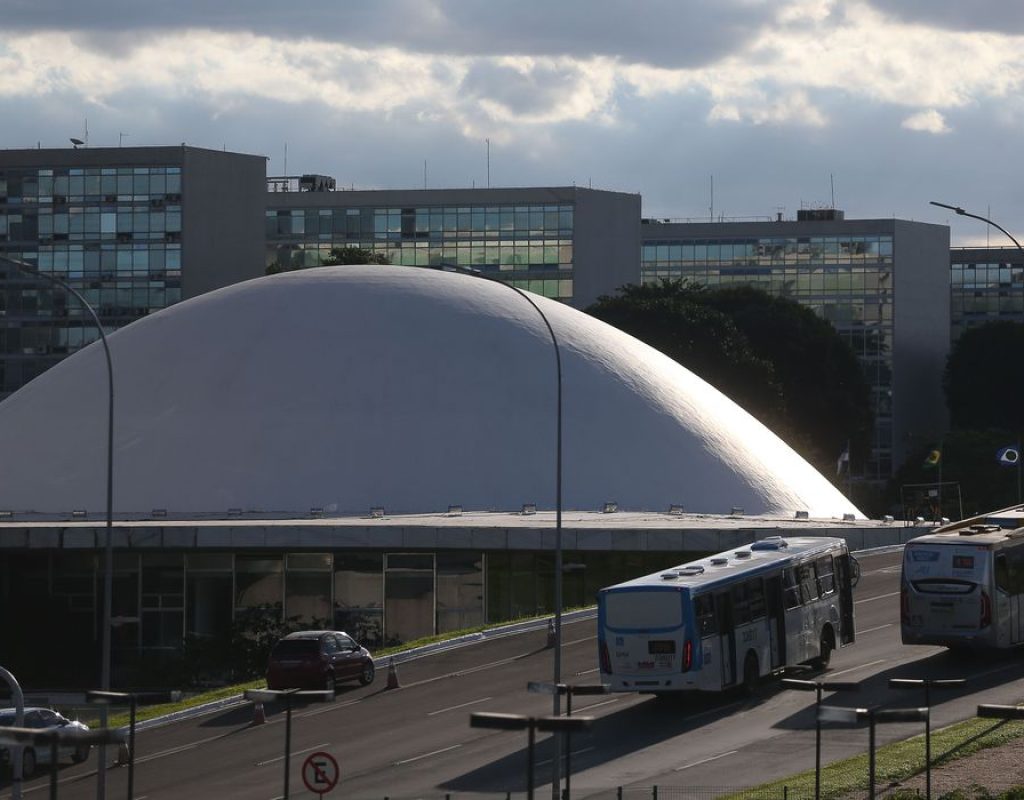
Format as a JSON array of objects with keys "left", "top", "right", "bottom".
[
  {"left": 597, "top": 536, "right": 857, "bottom": 695},
  {"left": 901, "top": 504, "right": 1024, "bottom": 650}
]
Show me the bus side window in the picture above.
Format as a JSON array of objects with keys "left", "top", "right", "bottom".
[
  {"left": 798, "top": 564, "right": 818, "bottom": 605},
  {"left": 783, "top": 568, "right": 801, "bottom": 609},
  {"left": 816, "top": 556, "right": 836, "bottom": 596},
  {"left": 732, "top": 582, "right": 752, "bottom": 625},
  {"left": 996, "top": 553, "right": 1011, "bottom": 593},
  {"left": 1008, "top": 547, "right": 1024, "bottom": 595},
  {"left": 695, "top": 594, "right": 717, "bottom": 636},
  {"left": 748, "top": 578, "right": 766, "bottom": 620}
]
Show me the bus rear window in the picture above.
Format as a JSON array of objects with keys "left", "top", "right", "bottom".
[{"left": 604, "top": 590, "right": 683, "bottom": 630}]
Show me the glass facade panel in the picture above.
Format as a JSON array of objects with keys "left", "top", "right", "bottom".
[
  {"left": 334, "top": 552, "right": 383, "bottom": 648},
  {"left": 640, "top": 230, "right": 896, "bottom": 480},
  {"left": 436, "top": 552, "right": 483, "bottom": 633},
  {"left": 265, "top": 202, "right": 576, "bottom": 302},
  {"left": 384, "top": 553, "right": 434, "bottom": 646},
  {"left": 0, "top": 163, "right": 185, "bottom": 400}
]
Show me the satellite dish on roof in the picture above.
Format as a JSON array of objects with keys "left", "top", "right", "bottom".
[{"left": 69, "top": 137, "right": 84, "bottom": 148}]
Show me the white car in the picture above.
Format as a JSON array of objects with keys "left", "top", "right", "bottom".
[{"left": 0, "top": 707, "right": 91, "bottom": 777}]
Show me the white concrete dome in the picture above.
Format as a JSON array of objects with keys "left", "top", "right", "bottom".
[{"left": 0, "top": 265, "right": 862, "bottom": 519}]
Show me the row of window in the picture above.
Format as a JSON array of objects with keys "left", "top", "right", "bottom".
[
  {"left": 951, "top": 265, "right": 1024, "bottom": 288},
  {"left": 642, "top": 237, "right": 895, "bottom": 264},
  {"left": 267, "top": 205, "right": 574, "bottom": 239},
  {"left": 642, "top": 270, "right": 894, "bottom": 295},
  {"left": 691, "top": 555, "right": 837, "bottom": 635},
  {"left": 271, "top": 241, "right": 573, "bottom": 270},
  {"left": 0, "top": 167, "right": 182, "bottom": 202},
  {"left": 0, "top": 209, "right": 182, "bottom": 238}
]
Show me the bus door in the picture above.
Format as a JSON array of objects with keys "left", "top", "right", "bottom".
[
  {"left": 836, "top": 553, "right": 856, "bottom": 644},
  {"left": 716, "top": 591, "right": 736, "bottom": 686},
  {"left": 764, "top": 575, "right": 786, "bottom": 669},
  {"left": 995, "top": 553, "right": 1023, "bottom": 645}
]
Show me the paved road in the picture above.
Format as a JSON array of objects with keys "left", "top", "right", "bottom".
[{"left": 6, "top": 548, "right": 1024, "bottom": 800}]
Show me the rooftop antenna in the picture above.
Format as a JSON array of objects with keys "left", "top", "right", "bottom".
[
  {"left": 69, "top": 137, "right": 84, "bottom": 149},
  {"left": 424, "top": 159, "right": 427, "bottom": 190},
  {"left": 486, "top": 138, "right": 490, "bottom": 188},
  {"left": 830, "top": 173, "right": 836, "bottom": 209},
  {"left": 283, "top": 142, "right": 288, "bottom": 176},
  {"left": 118, "top": 132, "right": 129, "bottom": 147},
  {"left": 84, "top": 118, "right": 89, "bottom": 147},
  {"left": 710, "top": 175, "right": 714, "bottom": 221}
]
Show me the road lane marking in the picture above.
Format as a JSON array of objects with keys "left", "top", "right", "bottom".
[
  {"left": 428, "top": 697, "right": 493, "bottom": 716},
  {"left": 576, "top": 667, "right": 600, "bottom": 676},
  {"left": 858, "top": 623, "right": 894, "bottom": 635},
  {"left": 393, "top": 743, "right": 462, "bottom": 765},
  {"left": 536, "top": 746, "right": 595, "bottom": 767},
  {"left": 300, "top": 698, "right": 363, "bottom": 717},
  {"left": 674, "top": 750, "right": 738, "bottom": 771},
  {"left": 133, "top": 726, "right": 275, "bottom": 765},
  {"left": 256, "top": 742, "right": 330, "bottom": 767},
  {"left": 574, "top": 697, "right": 621, "bottom": 713},
  {"left": 856, "top": 591, "right": 900, "bottom": 604},
  {"left": 565, "top": 635, "right": 595, "bottom": 647},
  {"left": 828, "top": 659, "right": 887, "bottom": 678}
]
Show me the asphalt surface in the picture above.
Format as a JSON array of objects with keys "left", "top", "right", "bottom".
[{"left": 5, "top": 548, "right": 1024, "bottom": 800}]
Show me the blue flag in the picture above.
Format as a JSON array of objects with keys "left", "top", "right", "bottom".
[{"left": 997, "top": 446, "right": 1021, "bottom": 468}]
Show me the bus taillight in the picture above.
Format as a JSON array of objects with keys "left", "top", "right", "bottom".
[
  {"left": 981, "top": 590, "right": 992, "bottom": 628},
  {"left": 599, "top": 640, "right": 612, "bottom": 674},
  {"left": 682, "top": 639, "right": 693, "bottom": 672}
]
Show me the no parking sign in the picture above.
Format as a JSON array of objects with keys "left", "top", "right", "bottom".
[{"left": 302, "top": 751, "right": 339, "bottom": 797}]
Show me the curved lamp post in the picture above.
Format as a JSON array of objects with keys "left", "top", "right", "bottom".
[
  {"left": 0, "top": 254, "right": 115, "bottom": 797},
  {"left": 929, "top": 201, "right": 1024, "bottom": 250},
  {"left": 428, "top": 263, "right": 564, "bottom": 796}
]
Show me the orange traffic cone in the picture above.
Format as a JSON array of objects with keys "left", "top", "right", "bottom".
[
  {"left": 546, "top": 619, "right": 556, "bottom": 649},
  {"left": 252, "top": 701, "right": 266, "bottom": 725},
  {"left": 386, "top": 658, "right": 401, "bottom": 689}
]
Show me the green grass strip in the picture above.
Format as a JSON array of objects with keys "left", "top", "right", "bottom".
[{"left": 721, "top": 714, "right": 1024, "bottom": 800}]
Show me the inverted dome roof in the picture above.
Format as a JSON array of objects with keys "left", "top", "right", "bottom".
[{"left": 0, "top": 265, "right": 861, "bottom": 519}]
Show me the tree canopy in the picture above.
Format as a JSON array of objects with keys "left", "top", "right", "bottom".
[
  {"left": 586, "top": 280, "right": 873, "bottom": 479},
  {"left": 266, "top": 246, "right": 389, "bottom": 274},
  {"left": 944, "top": 321, "right": 1024, "bottom": 432}
]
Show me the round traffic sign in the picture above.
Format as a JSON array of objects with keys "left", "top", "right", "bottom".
[{"left": 302, "top": 751, "right": 339, "bottom": 796}]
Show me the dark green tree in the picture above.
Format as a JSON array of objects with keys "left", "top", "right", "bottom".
[
  {"left": 700, "top": 286, "right": 874, "bottom": 472},
  {"left": 321, "top": 247, "right": 390, "bottom": 266},
  {"left": 944, "top": 321, "right": 1024, "bottom": 431},
  {"left": 266, "top": 246, "right": 389, "bottom": 275},
  {"left": 587, "top": 280, "right": 785, "bottom": 424},
  {"left": 586, "top": 280, "right": 872, "bottom": 479}
]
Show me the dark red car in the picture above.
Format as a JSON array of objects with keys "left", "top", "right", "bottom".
[{"left": 266, "top": 630, "right": 375, "bottom": 692}]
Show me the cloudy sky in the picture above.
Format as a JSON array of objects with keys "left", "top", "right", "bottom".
[{"left": 3, "top": 0, "right": 1024, "bottom": 245}]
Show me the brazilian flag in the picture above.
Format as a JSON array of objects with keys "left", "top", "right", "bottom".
[{"left": 922, "top": 447, "right": 942, "bottom": 469}]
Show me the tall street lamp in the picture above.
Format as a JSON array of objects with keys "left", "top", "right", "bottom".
[
  {"left": 427, "top": 262, "right": 565, "bottom": 795},
  {"left": 0, "top": 254, "right": 116, "bottom": 797},
  {"left": 929, "top": 201, "right": 1024, "bottom": 250}
]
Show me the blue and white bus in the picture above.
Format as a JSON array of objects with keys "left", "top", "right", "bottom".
[{"left": 597, "top": 536, "right": 857, "bottom": 694}]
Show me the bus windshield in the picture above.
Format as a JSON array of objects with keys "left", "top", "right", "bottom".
[{"left": 604, "top": 589, "right": 683, "bottom": 630}]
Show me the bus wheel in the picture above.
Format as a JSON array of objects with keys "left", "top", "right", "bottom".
[
  {"left": 742, "top": 652, "right": 759, "bottom": 696},
  {"left": 815, "top": 628, "right": 834, "bottom": 669}
]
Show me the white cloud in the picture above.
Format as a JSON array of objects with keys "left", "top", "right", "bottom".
[{"left": 901, "top": 109, "right": 950, "bottom": 134}]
